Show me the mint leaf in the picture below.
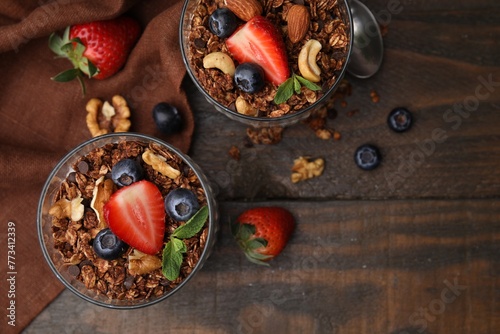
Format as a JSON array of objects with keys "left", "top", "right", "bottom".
[
  {"left": 172, "top": 206, "right": 209, "bottom": 239},
  {"left": 161, "top": 240, "right": 183, "bottom": 281},
  {"left": 161, "top": 206, "right": 210, "bottom": 281},
  {"left": 293, "top": 75, "right": 301, "bottom": 94},
  {"left": 172, "top": 237, "right": 186, "bottom": 253},
  {"left": 274, "top": 73, "right": 322, "bottom": 104},
  {"left": 295, "top": 75, "right": 321, "bottom": 91},
  {"left": 274, "top": 77, "right": 295, "bottom": 105}
]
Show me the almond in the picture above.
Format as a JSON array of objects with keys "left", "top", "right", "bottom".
[
  {"left": 225, "top": 0, "right": 263, "bottom": 22},
  {"left": 287, "top": 4, "right": 310, "bottom": 43}
]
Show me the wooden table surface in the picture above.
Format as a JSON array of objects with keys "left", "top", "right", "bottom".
[{"left": 25, "top": 0, "right": 500, "bottom": 333}]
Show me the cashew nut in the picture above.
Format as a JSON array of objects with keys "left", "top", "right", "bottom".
[
  {"left": 203, "top": 52, "right": 236, "bottom": 77},
  {"left": 298, "top": 39, "right": 322, "bottom": 83},
  {"left": 235, "top": 96, "right": 258, "bottom": 116}
]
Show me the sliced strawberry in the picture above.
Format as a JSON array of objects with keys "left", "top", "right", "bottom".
[
  {"left": 226, "top": 16, "right": 290, "bottom": 86},
  {"left": 103, "top": 180, "right": 165, "bottom": 255}
]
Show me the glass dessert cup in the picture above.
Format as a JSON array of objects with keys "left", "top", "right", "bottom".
[
  {"left": 37, "top": 133, "right": 218, "bottom": 309},
  {"left": 180, "top": 0, "right": 353, "bottom": 128}
]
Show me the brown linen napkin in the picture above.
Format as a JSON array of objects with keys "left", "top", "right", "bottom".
[{"left": 0, "top": 0, "right": 193, "bottom": 332}]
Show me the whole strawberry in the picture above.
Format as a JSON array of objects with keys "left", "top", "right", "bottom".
[
  {"left": 49, "top": 16, "right": 141, "bottom": 93},
  {"left": 231, "top": 207, "right": 295, "bottom": 265}
]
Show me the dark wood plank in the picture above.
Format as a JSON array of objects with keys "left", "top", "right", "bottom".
[
  {"left": 25, "top": 199, "right": 500, "bottom": 333},
  {"left": 189, "top": 71, "right": 500, "bottom": 201},
  {"left": 24, "top": 1, "right": 500, "bottom": 333},
  {"left": 186, "top": 1, "right": 500, "bottom": 200}
]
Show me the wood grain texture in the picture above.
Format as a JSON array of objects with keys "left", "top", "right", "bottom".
[
  {"left": 26, "top": 200, "right": 500, "bottom": 333},
  {"left": 25, "top": 0, "right": 500, "bottom": 333},
  {"left": 185, "top": 0, "right": 500, "bottom": 201}
]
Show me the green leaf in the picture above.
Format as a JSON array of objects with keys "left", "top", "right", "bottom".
[
  {"left": 274, "top": 73, "right": 323, "bottom": 104},
  {"left": 62, "top": 26, "right": 70, "bottom": 43},
  {"left": 172, "top": 237, "right": 187, "bottom": 253},
  {"left": 293, "top": 75, "right": 301, "bottom": 94},
  {"left": 87, "top": 59, "right": 98, "bottom": 77},
  {"left": 247, "top": 237, "right": 267, "bottom": 250},
  {"left": 72, "top": 39, "right": 86, "bottom": 57},
  {"left": 172, "top": 206, "right": 209, "bottom": 239},
  {"left": 51, "top": 68, "right": 80, "bottom": 82},
  {"left": 48, "top": 33, "right": 64, "bottom": 56},
  {"left": 238, "top": 223, "right": 256, "bottom": 241},
  {"left": 245, "top": 252, "right": 272, "bottom": 266},
  {"left": 49, "top": 27, "right": 70, "bottom": 57},
  {"left": 273, "top": 77, "right": 295, "bottom": 105},
  {"left": 161, "top": 240, "right": 184, "bottom": 281},
  {"left": 295, "top": 75, "right": 321, "bottom": 91}
]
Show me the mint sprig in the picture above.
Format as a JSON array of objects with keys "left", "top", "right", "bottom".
[
  {"left": 273, "top": 73, "right": 321, "bottom": 105},
  {"left": 161, "top": 205, "right": 209, "bottom": 281}
]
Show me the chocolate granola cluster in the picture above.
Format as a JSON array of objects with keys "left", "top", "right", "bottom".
[
  {"left": 50, "top": 141, "right": 208, "bottom": 302},
  {"left": 186, "top": 0, "right": 350, "bottom": 118}
]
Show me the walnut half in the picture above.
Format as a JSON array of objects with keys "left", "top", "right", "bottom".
[
  {"left": 291, "top": 156, "right": 325, "bottom": 183},
  {"left": 86, "top": 95, "right": 131, "bottom": 137},
  {"left": 49, "top": 195, "right": 85, "bottom": 221}
]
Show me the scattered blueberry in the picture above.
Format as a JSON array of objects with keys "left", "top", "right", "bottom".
[
  {"left": 234, "top": 63, "right": 266, "bottom": 93},
  {"left": 388, "top": 107, "right": 413, "bottom": 132},
  {"left": 152, "top": 102, "right": 183, "bottom": 135},
  {"left": 111, "top": 158, "right": 144, "bottom": 187},
  {"left": 354, "top": 144, "right": 382, "bottom": 170},
  {"left": 209, "top": 8, "right": 239, "bottom": 38},
  {"left": 93, "top": 228, "right": 128, "bottom": 260},
  {"left": 165, "top": 188, "right": 200, "bottom": 221}
]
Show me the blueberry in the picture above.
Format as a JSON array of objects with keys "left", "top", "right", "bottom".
[
  {"left": 209, "top": 8, "right": 239, "bottom": 38},
  {"left": 388, "top": 107, "right": 413, "bottom": 132},
  {"left": 152, "top": 102, "right": 183, "bottom": 135},
  {"left": 354, "top": 144, "right": 382, "bottom": 170},
  {"left": 93, "top": 228, "right": 128, "bottom": 260},
  {"left": 234, "top": 63, "right": 266, "bottom": 93},
  {"left": 165, "top": 188, "right": 200, "bottom": 221},
  {"left": 111, "top": 158, "right": 144, "bottom": 187}
]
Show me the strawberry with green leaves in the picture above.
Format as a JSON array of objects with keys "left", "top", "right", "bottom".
[
  {"left": 49, "top": 16, "right": 140, "bottom": 93},
  {"left": 232, "top": 207, "right": 295, "bottom": 265}
]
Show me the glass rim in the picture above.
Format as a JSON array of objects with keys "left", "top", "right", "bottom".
[
  {"left": 179, "top": 0, "right": 354, "bottom": 125},
  {"left": 37, "top": 132, "right": 218, "bottom": 309}
]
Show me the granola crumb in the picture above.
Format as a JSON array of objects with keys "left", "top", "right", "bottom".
[
  {"left": 346, "top": 109, "right": 359, "bottom": 117},
  {"left": 186, "top": 0, "right": 350, "bottom": 118},
  {"left": 370, "top": 89, "right": 380, "bottom": 103},
  {"left": 50, "top": 140, "right": 209, "bottom": 302},
  {"left": 333, "top": 130, "right": 342, "bottom": 141},
  {"left": 246, "top": 126, "right": 284, "bottom": 145},
  {"left": 291, "top": 156, "right": 325, "bottom": 183},
  {"left": 228, "top": 145, "right": 240, "bottom": 161}
]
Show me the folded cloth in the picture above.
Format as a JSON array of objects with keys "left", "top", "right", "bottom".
[{"left": 0, "top": 0, "right": 192, "bottom": 332}]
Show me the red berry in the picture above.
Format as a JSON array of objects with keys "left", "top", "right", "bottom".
[
  {"left": 231, "top": 207, "right": 295, "bottom": 265},
  {"left": 49, "top": 16, "right": 141, "bottom": 92},
  {"left": 226, "top": 16, "right": 290, "bottom": 86},
  {"left": 103, "top": 180, "right": 165, "bottom": 255},
  {"left": 69, "top": 17, "right": 140, "bottom": 80}
]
